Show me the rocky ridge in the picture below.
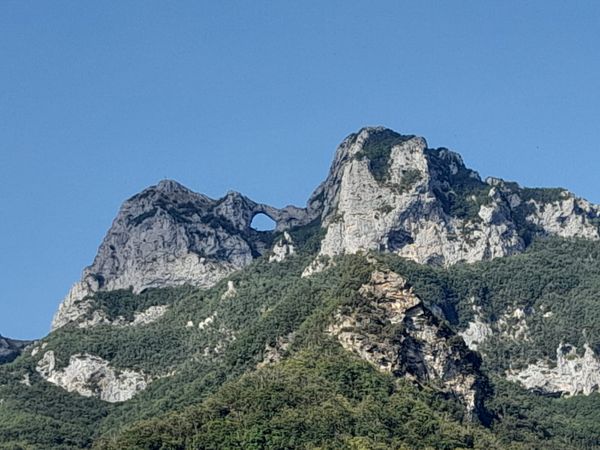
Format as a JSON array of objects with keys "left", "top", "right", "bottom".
[
  {"left": 328, "top": 270, "right": 489, "bottom": 420},
  {"left": 52, "top": 126, "right": 600, "bottom": 335},
  {"left": 52, "top": 180, "right": 312, "bottom": 330}
]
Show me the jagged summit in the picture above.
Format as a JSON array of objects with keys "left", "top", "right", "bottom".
[
  {"left": 304, "top": 126, "right": 600, "bottom": 272},
  {"left": 52, "top": 127, "right": 600, "bottom": 329},
  {"left": 155, "top": 178, "right": 189, "bottom": 192},
  {"left": 52, "top": 181, "right": 312, "bottom": 330}
]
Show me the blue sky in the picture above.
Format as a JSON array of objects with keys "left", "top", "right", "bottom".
[{"left": 1, "top": 1, "right": 599, "bottom": 339}]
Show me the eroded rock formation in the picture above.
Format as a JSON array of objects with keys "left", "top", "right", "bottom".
[
  {"left": 506, "top": 343, "right": 600, "bottom": 396},
  {"left": 327, "top": 270, "right": 489, "bottom": 420},
  {"left": 53, "top": 126, "right": 600, "bottom": 338},
  {"left": 53, "top": 181, "right": 311, "bottom": 330}
]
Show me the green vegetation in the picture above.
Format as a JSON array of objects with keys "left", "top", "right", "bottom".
[
  {"left": 520, "top": 187, "right": 567, "bottom": 204},
  {"left": 87, "top": 286, "right": 193, "bottom": 322},
  {"left": 356, "top": 129, "right": 414, "bottom": 182},
  {"left": 379, "top": 237, "right": 600, "bottom": 370},
  {"left": 95, "top": 349, "right": 502, "bottom": 450},
  {"left": 396, "top": 167, "right": 422, "bottom": 193},
  {"left": 3, "top": 234, "right": 600, "bottom": 448},
  {"left": 425, "top": 148, "right": 492, "bottom": 222},
  {"left": 487, "top": 378, "right": 600, "bottom": 448},
  {"left": 0, "top": 357, "right": 111, "bottom": 449}
]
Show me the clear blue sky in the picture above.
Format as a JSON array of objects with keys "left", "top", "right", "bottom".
[{"left": 1, "top": 1, "right": 599, "bottom": 339}]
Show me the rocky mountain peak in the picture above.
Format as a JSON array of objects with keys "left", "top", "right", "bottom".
[
  {"left": 155, "top": 178, "right": 189, "bottom": 193},
  {"left": 52, "top": 181, "right": 312, "bottom": 330},
  {"left": 305, "top": 126, "right": 600, "bottom": 271}
]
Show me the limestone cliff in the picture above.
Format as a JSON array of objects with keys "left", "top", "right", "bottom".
[
  {"left": 506, "top": 343, "right": 600, "bottom": 396},
  {"left": 306, "top": 127, "right": 600, "bottom": 270},
  {"left": 35, "top": 351, "right": 150, "bottom": 402},
  {"left": 328, "top": 270, "right": 489, "bottom": 421},
  {"left": 52, "top": 180, "right": 310, "bottom": 330}
]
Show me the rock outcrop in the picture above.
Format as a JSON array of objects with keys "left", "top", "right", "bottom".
[
  {"left": 0, "top": 335, "right": 31, "bottom": 364},
  {"left": 305, "top": 127, "right": 600, "bottom": 270},
  {"left": 459, "top": 317, "right": 493, "bottom": 352},
  {"left": 328, "top": 270, "right": 489, "bottom": 420},
  {"left": 221, "top": 281, "right": 237, "bottom": 300},
  {"left": 506, "top": 343, "right": 600, "bottom": 396},
  {"left": 53, "top": 181, "right": 311, "bottom": 330},
  {"left": 35, "top": 351, "right": 150, "bottom": 402},
  {"left": 269, "top": 232, "right": 295, "bottom": 262}
]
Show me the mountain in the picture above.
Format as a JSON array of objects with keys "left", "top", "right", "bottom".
[
  {"left": 2, "top": 126, "right": 600, "bottom": 449},
  {"left": 52, "top": 181, "right": 312, "bottom": 330},
  {"left": 53, "top": 127, "right": 600, "bottom": 331}
]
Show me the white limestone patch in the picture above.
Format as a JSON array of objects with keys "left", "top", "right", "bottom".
[
  {"left": 498, "top": 307, "right": 530, "bottom": 341},
  {"left": 269, "top": 232, "right": 295, "bottom": 263},
  {"left": 130, "top": 305, "right": 169, "bottom": 325},
  {"left": 301, "top": 256, "right": 333, "bottom": 278},
  {"left": 19, "top": 373, "right": 31, "bottom": 386},
  {"left": 460, "top": 318, "right": 493, "bottom": 351},
  {"left": 506, "top": 343, "right": 600, "bottom": 396},
  {"left": 198, "top": 313, "right": 216, "bottom": 330},
  {"left": 77, "top": 305, "right": 169, "bottom": 329},
  {"left": 526, "top": 196, "right": 600, "bottom": 240},
  {"left": 221, "top": 281, "right": 237, "bottom": 300},
  {"left": 36, "top": 351, "right": 150, "bottom": 402}
]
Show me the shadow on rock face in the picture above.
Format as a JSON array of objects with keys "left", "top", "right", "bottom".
[{"left": 0, "top": 335, "right": 32, "bottom": 364}]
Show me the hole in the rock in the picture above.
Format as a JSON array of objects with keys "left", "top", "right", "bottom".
[{"left": 251, "top": 213, "right": 276, "bottom": 231}]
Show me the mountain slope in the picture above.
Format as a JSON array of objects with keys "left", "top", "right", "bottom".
[{"left": 3, "top": 126, "right": 600, "bottom": 449}]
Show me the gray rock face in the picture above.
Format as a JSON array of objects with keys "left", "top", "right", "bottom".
[
  {"left": 269, "top": 232, "right": 295, "bottom": 262},
  {"left": 460, "top": 317, "right": 493, "bottom": 352},
  {"left": 328, "top": 270, "right": 489, "bottom": 420},
  {"left": 506, "top": 343, "right": 600, "bottom": 396},
  {"left": 36, "top": 351, "right": 150, "bottom": 402},
  {"left": 305, "top": 127, "right": 600, "bottom": 270},
  {"left": 52, "top": 180, "right": 311, "bottom": 330},
  {"left": 0, "top": 335, "right": 31, "bottom": 364}
]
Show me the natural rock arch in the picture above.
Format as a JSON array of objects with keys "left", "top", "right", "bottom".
[{"left": 250, "top": 212, "right": 276, "bottom": 231}]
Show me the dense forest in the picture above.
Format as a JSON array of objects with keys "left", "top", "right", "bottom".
[{"left": 2, "top": 233, "right": 600, "bottom": 449}]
